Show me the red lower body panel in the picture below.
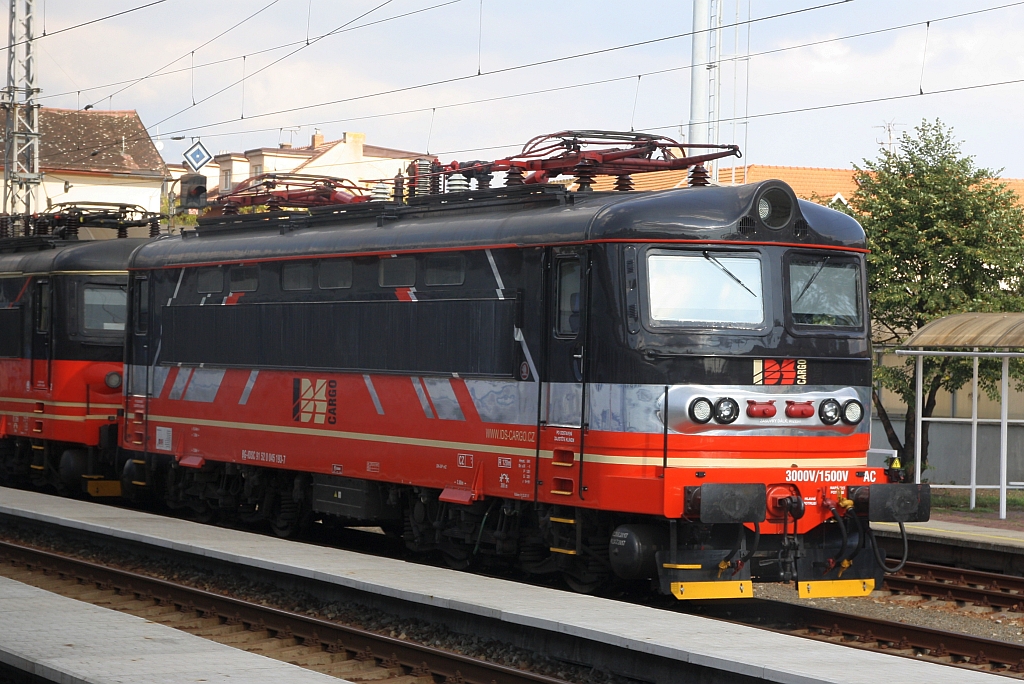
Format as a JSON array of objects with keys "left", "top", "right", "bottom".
[
  {"left": 0, "top": 359, "right": 122, "bottom": 446},
  {"left": 128, "top": 366, "right": 880, "bottom": 530}
]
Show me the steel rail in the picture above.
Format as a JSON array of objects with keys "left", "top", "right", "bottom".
[
  {"left": 885, "top": 561, "right": 1024, "bottom": 611},
  {"left": 0, "top": 540, "right": 568, "bottom": 684},
  {"left": 687, "top": 598, "right": 1024, "bottom": 675}
]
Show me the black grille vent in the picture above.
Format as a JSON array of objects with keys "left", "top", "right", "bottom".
[
  {"left": 738, "top": 216, "right": 756, "bottom": 234},
  {"left": 628, "top": 304, "right": 638, "bottom": 320},
  {"left": 794, "top": 218, "right": 809, "bottom": 238}
]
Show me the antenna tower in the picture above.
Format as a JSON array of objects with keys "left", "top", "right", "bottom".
[{"left": 3, "top": 0, "right": 40, "bottom": 217}]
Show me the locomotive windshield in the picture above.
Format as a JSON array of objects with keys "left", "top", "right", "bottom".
[
  {"left": 646, "top": 252, "right": 764, "bottom": 326},
  {"left": 788, "top": 254, "right": 862, "bottom": 328},
  {"left": 82, "top": 285, "right": 127, "bottom": 333}
]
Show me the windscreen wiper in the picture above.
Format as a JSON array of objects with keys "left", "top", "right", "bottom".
[
  {"left": 794, "top": 256, "right": 829, "bottom": 303},
  {"left": 703, "top": 250, "right": 757, "bottom": 297}
]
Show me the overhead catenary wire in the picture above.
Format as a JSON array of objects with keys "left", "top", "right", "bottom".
[
  {"left": 37, "top": 0, "right": 465, "bottom": 102},
  {"left": 1, "top": 0, "right": 169, "bottom": 53},
  {"left": 147, "top": 0, "right": 856, "bottom": 131},
  {"left": 44, "top": 69, "right": 1024, "bottom": 175},
  {"left": 37, "top": 1, "right": 1024, "bottom": 166},
  {"left": 121, "top": 0, "right": 1024, "bottom": 145},
  {"left": 148, "top": 0, "right": 399, "bottom": 129},
  {"left": 640, "top": 75, "right": 1024, "bottom": 131},
  {"left": 86, "top": 0, "right": 282, "bottom": 109}
]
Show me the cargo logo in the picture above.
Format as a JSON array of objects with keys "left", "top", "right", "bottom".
[
  {"left": 753, "top": 359, "right": 808, "bottom": 385},
  {"left": 292, "top": 378, "right": 337, "bottom": 424}
]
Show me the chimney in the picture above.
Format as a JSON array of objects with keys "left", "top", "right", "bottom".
[
  {"left": 279, "top": 142, "right": 292, "bottom": 149},
  {"left": 311, "top": 129, "right": 324, "bottom": 148}
]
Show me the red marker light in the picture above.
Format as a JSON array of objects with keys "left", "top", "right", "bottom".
[
  {"left": 785, "top": 400, "right": 815, "bottom": 418},
  {"left": 746, "top": 400, "right": 777, "bottom": 418}
]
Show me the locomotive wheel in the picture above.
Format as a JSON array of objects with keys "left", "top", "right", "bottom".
[
  {"left": 440, "top": 542, "right": 473, "bottom": 570},
  {"left": 0, "top": 438, "right": 24, "bottom": 486},
  {"left": 270, "top": 496, "right": 300, "bottom": 538},
  {"left": 562, "top": 570, "right": 606, "bottom": 594},
  {"left": 190, "top": 504, "right": 219, "bottom": 525}
]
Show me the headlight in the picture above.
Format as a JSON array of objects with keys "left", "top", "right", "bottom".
[
  {"left": 842, "top": 399, "right": 864, "bottom": 425},
  {"left": 818, "top": 398, "right": 841, "bottom": 425},
  {"left": 756, "top": 187, "right": 793, "bottom": 228},
  {"left": 713, "top": 397, "right": 740, "bottom": 424},
  {"left": 105, "top": 371, "right": 123, "bottom": 389},
  {"left": 689, "top": 397, "right": 713, "bottom": 424}
]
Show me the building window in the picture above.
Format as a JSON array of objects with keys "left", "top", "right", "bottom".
[
  {"left": 252, "top": 164, "right": 263, "bottom": 177},
  {"left": 221, "top": 170, "right": 231, "bottom": 192}
]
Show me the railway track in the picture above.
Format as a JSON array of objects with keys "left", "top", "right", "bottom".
[
  {"left": 680, "top": 558, "right": 1024, "bottom": 677},
  {"left": 687, "top": 597, "right": 1024, "bottom": 677},
  {"left": 0, "top": 540, "right": 567, "bottom": 684},
  {"left": 5, "top": 514, "right": 1024, "bottom": 680},
  {"left": 886, "top": 561, "right": 1024, "bottom": 611}
]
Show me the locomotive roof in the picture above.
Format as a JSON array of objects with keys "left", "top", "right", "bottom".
[
  {"left": 0, "top": 236, "right": 145, "bottom": 275},
  {"left": 130, "top": 180, "right": 866, "bottom": 269}
]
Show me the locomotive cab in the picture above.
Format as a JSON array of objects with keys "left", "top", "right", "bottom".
[
  {"left": 0, "top": 234, "right": 147, "bottom": 496},
  {"left": 575, "top": 181, "right": 929, "bottom": 598}
]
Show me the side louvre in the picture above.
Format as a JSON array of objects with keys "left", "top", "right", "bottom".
[{"left": 161, "top": 298, "right": 517, "bottom": 377}]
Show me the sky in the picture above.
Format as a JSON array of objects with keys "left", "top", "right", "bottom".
[{"left": 18, "top": 0, "right": 1024, "bottom": 178}]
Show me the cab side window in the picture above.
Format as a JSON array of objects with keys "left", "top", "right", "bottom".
[
  {"left": 134, "top": 278, "right": 149, "bottom": 334},
  {"left": 555, "top": 260, "right": 581, "bottom": 336},
  {"left": 35, "top": 281, "right": 51, "bottom": 334}
]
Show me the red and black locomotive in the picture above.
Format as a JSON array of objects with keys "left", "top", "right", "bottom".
[
  {"left": 1, "top": 133, "right": 929, "bottom": 599},
  {"left": 0, "top": 204, "right": 156, "bottom": 494}
]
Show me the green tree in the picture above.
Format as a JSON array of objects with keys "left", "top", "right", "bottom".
[{"left": 850, "top": 119, "right": 1024, "bottom": 473}]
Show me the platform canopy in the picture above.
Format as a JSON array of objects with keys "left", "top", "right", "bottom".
[{"left": 903, "top": 312, "right": 1024, "bottom": 348}]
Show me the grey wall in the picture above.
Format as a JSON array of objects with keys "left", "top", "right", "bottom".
[{"left": 870, "top": 417, "right": 1024, "bottom": 485}]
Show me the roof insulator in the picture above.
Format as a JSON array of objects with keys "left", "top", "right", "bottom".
[
  {"left": 688, "top": 164, "right": 710, "bottom": 187},
  {"left": 447, "top": 174, "right": 469, "bottom": 193}
]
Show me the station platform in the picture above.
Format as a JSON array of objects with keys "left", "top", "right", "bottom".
[
  {"left": 873, "top": 518, "right": 1024, "bottom": 573},
  {"left": 874, "top": 518, "right": 1024, "bottom": 551},
  {"left": 0, "top": 487, "right": 1002, "bottom": 684},
  {"left": 0, "top": 574, "right": 343, "bottom": 684}
]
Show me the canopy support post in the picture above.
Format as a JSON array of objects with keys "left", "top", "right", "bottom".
[
  {"left": 1000, "top": 355, "right": 1009, "bottom": 520},
  {"left": 970, "top": 351, "right": 979, "bottom": 510},
  {"left": 915, "top": 354, "right": 923, "bottom": 485}
]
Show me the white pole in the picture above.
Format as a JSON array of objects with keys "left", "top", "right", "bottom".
[
  {"left": 1000, "top": 355, "right": 1009, "bottom": 520},
  {"left": 688, "top": 0, "right": 710, "bottom": 147},
  {"left": 914, "top": 354, "right": 923, "bottom": 485},
  {"left": 970, "top": 352, "right": 979, "bottom": 510}
]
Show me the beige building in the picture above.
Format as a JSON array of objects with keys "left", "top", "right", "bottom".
[{"left": 167, "top": 131, "right": 424, "bottom": 200}]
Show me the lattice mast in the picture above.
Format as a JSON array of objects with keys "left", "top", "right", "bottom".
[{"left": 3, "top": 0, "right": 41, "bottom": 218}]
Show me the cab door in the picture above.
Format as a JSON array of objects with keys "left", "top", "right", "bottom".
[
  {"left": 125, "top": 275, "right": 150, "bottom": 451},
  {"left": 30, "top": 279, "right": 52, "bottom": 390},
  {"left": 538, "top": 247, "right": 589, "bottom": 501}
]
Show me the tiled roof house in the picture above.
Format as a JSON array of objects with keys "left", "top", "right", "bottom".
[{"left": 0, "top": 108, "right": 168, "bottom": 236}]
